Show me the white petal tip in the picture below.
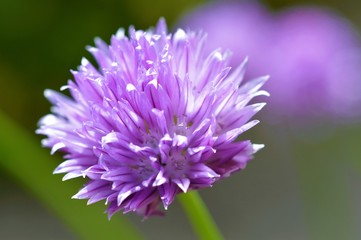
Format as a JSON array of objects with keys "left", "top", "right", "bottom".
[
  {"left": 253, "top": 144, "right": 265, "bottom": 153},
  {"left": 50, "top": 142, "right": 66, "bottom": 155}
]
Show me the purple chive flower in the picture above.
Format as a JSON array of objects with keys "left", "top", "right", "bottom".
[
  {"left": 179, "top": 3, "right": 361, "bottom": 122},
  {"left": 37, "top": 19, "right": 268, "bottom": 217}
]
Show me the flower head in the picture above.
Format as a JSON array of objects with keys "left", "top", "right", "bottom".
[
  {"left": 37, "top": 19, "right": 267, "bottom": 217},
  {"left": 179, "top": 3, "right": 361, "bottom": 123}
]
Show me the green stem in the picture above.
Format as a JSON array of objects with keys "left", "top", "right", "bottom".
[
  {"left": 0, "top": 111, "right": 143, "bottom": 240},
  {"left": 178, "top": 191, "right": 224, "bottom": 240}
]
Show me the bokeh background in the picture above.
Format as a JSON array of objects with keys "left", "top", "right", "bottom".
[{"left": 1, "top": 0, "right": 360, "bottom": 239}]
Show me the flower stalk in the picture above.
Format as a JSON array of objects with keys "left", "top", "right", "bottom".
[{"left": 178, "top": 191, "right": 224, "bottom": 240}]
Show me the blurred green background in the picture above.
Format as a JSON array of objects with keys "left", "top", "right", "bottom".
[{"left": 0, "top": 0, "right": 360, "bottom": 239}]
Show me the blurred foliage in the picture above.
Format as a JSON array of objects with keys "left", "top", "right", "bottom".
[{"left": 289, "top": 124, "right": 361, "bottom": 240}]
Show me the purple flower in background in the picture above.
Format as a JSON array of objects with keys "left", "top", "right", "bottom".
[
  {"left": 37, "top": 19, "right": 267, "bottom": 217},
  {"left": 269, "top": 8, "right": 361, "bottom": 121},
  {"left": 179, "top": 2, "right": 361, "bottom": 122},
  {"left": 178, "top": 2, "right": 272, "bottom": 78}
]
